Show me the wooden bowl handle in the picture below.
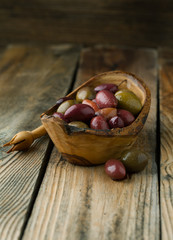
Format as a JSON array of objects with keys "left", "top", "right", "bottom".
[
  {"left": 31, "top": 125, "right": 47, "bottom": 139},
  {"left": 3, "top": 125, "right": 47, "bottom": 153}
]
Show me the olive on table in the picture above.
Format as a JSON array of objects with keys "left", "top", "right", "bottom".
[
  {"left": 82, "top": 99, "right": 99, "bottom": 112},
  {"left": 68, "top": 121, "right": 89, "bottom": 128},
  {"left": 105, "top": 159, "right": 126, "bottom": 180},
  {"left": 96, "top": 108, "right": 117, "bottom": 121},
  {"left": 90, "top": 116, "right": 110, "bottom": 130},
  {"left": 121, "top": 149, "right": 149, "bottom": 173},
  {"left": 117, "top": 109, "right": 135, "bottom": 126},
  {"left": 94, "top": 83, "right": 118, "bottom": 93},
  {"left": 57, "top": 99, "right": 75, "bottom": 114},
  {"left": 76, "top": 86, "right": 95, "bottom": 102},
  {"left": 96, "top": 90, "right": 118, "bottom": 109},
  {"left": 115, "top": 89, "right": 142, "bottom": 116},
  {"left": 64, "top": 104, "right": 95, "bottom": 122},
  {"left": 109, "top": 116, "right": 124, "bottom": 128}
]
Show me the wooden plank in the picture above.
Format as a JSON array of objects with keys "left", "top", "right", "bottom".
[
  {"left": 23, "top": 46, "right": 159, "bottom": 240},
  {"left": 0, "top": 44, "right": 80, "bottom": 240},
  {"left": 159, "top": 48, "right": 173, "bottom": 240},
  {"left": 0, "top": 0, "right": 173, "bottom": 48}
]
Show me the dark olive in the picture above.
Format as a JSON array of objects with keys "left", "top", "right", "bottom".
[
  {"left": 64, "top": 104, "right": 95, "bottom": 122},
  {"left": 52, "top": 112, "right": 67, "bottom": 122},
  {"left": 105, "top": 159, "right": 126, "bottom": 180},
  {"left": 90, "top": 116, "right": 110, "bottom": 130},
  {"left": 96, "top": 90, "right": 118, "bottom": 109},
  {"left": 76, "top": 86, "right": 95, "bottom": 102},
  {"left": 121, "top": 149, "right": 149, "bottom": 173},
  {"left": 94, "top": 83, "right": 118, "bottom": 93},
  {"left": 117, "top": 109, "right": 135, "bottom": 126},
  {"left": 115, "top": 89, "right": 142, "bottom": 116},
  {"left": 109, "top": 116, "right": 124, "bottom": 128}
]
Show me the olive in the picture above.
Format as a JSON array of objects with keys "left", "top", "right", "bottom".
[
  {"left": 96, "top": 90, "right": 118, "bottom": 109},
  {"left": 105, "top": 159, "right": 126, "bottom": 180},
  {"left": 82, "top": 99, "right": 99, "bottom": 112},
  {"left": 56, "top": 97, "right": 72, "bottom": 107},
  {"left": 117, "top": 109, "right": 135, "bottom": 126},
  {"left": 52, "top": 112, "right": 67, "bottom": 122},
  {"left": 115, "top": 89, "right": 142, "bottom": 116},
  {"left": 120, "top": 149, "right": 149, "bottom": 173},
  {"left": 94, "top": 83, "right": 118, "bottom": 93},
  {"left": 68, "top": 121, "right": 89, "bottom": 128},
  {"left": 96, "top": 108, "right": 117, "bottom": 121},
  {"left": 76, "top": 86, "right": 95, "bottom": 102},
  {"left": 109, "top": 116, "right": 124, "bottom": 128},
  {"left": 57, "top": 99, "right": 75, "bottom": 114},
  {"left": 64, "top": 104, "right": 95, "bottom": 122},
  {"left": 90, "top": 116, "right": 110, "bottom": 130}
]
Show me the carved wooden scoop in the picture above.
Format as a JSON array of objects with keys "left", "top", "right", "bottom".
[
  {"left": 3, "top": 71, "right": 151, "bottom": 164},
  {"left": 3, "top": 125, "right": 47, "bottom": 153},
  {"left": 41, "top": 71, "right": 151, "bottom": 166}
]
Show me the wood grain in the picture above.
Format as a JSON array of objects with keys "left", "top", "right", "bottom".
[
  {"left": 159, "top": 48, "right": 173, "bottom": 240},
  {"left": 0, "top": 44, "right": 80, "bottom": 240},
  {"left": 23, "top": 46, "right": 159, "bottom": 240},
  {"left": 0, "top": 0, "right": 173, "bottom": 48}
]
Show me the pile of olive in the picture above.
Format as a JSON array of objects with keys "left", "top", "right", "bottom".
[
  {"left": 53, "top": 83, "right": 142, "bottom": 130},
  {"left": 53, "top": 83, "right": 148, "bottom": 179}
]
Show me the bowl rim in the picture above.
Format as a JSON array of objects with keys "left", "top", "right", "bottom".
[{"left": 41, "top": 70, "right": 151, "bottom": 137}]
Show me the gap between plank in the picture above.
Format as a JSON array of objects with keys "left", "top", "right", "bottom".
[
  {"left": 156, "top": 68, "right": 161, "bottom": 240},
  {"left": 67, "top": 58, "right": 80, "bottom": 94},
  {"left": 18, "top": 58, "right": 80, "bottom": 240},
  {"left": 18, "top": 139, "right": 54, "bottom": 240}
]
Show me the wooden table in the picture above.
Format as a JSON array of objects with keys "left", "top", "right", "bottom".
[{"left": 0, "top": 44, "right": 172, "bottom": 240}]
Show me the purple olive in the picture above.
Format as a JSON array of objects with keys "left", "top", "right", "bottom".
[
  {"left": 94, "top": 83, "right": 118, "bottom": 93},
  {"left": 56, "top": 97, "right": 72, "bottom": 107},
  {"left": 64, "top": 104, "right": 95, "bottom": 122},
  {"left": 52, "top": 112, "right": 67, "bottom": 122},
  {"left": 96, "top": 90, "right": 118, "bottom": 109},
  {"left": 117, "top": 109, "right": 135, "bottom": 126},
  {"left": 109, "top": 116, "right": 124, "bottom": 128},
  {"left": 105, "top": 159, "right": 126, "bottom": 180},
  {"left": 90, "top": 116, "right": 110, "bottom": 130}
]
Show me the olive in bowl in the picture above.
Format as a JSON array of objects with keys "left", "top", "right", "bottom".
[{"left": 41, "top": 71, "right": 151, "bottom": 166}]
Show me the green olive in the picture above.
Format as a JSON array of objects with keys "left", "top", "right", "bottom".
[
  {"left": 68, "top": 121, "right": 89, "bottom": 128},
  {"left": 57, "top": 100, "right": 75, "bottom": 114},
  {"left": 76, "top": 87, "right": 95, "bottom": 102},
  {"left": 120, "top": 149, "right": 149, "bottom": 173},
  {"left": 115, "top": 89, "right": 142, "bottom": 116}
]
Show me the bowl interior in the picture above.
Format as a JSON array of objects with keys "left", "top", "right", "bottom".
[
  {"left": 68, "top": 71, "right": 147, "bottom": 106},
  {"left": 42, "top": 71, "right": 150, "bottom": 137}
]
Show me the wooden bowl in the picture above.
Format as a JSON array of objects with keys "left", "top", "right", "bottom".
[{"left": 41, "top": 71, "right": 151, "bottom": 166}]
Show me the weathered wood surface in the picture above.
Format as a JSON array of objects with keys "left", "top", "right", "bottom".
[
  {"left": 23, "top": 46, "right": 159, "bottom": 240},
  {"left": 0, "top": 45, "right": 80, "bottom": 240},
  {"left": 159, "top": 48, "right": 173, "bottom": 240},
  {"left": 0, "top": 0, "right": 173, "bottom": 48}
]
